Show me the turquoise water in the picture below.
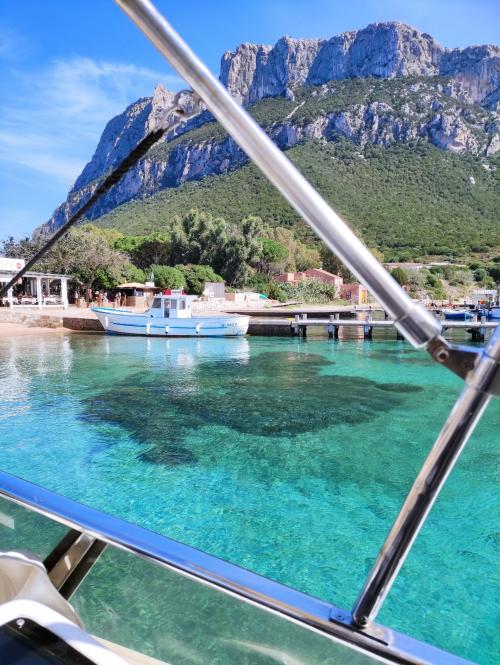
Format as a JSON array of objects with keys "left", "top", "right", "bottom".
[{"left": 0, "top": 332, "right": 498, "bottom": 663}]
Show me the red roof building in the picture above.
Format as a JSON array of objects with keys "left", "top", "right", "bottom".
[{"left": 274, "top": 269, "right": 343, "bottom": 287}]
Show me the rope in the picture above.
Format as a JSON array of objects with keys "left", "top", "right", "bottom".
[{"left": 0, "top": 90, "right": 201, "bottom": 298}]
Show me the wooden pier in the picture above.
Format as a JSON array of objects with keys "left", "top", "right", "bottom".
[{"left": 248, "top": 313, "right": 498, "bottom": 342}]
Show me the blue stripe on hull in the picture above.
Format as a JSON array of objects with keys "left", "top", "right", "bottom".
[{"left": 113, "top": 322, "right": 231, "bottom": 331}]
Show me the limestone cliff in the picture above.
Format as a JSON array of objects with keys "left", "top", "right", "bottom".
[
  {"left": 45, "top": 22, "right": 499, "bottom": 232},
  {"left": 221, "top": 22, "right": 499, "bottom": 109}
]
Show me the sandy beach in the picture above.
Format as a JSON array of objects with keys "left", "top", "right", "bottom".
[{"left": 0, "top": 321, "right": 75, "bottom": 338}]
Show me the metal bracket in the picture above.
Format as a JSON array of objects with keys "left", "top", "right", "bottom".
[
  {"left": 329, "top": 607, "right": 390, "bottom": 644},
  {"left": 427, "top": 337, "right": 480, "bottom": 381},
  {"left": 427, "top": 330, "right": 500, "bottom": 397}
]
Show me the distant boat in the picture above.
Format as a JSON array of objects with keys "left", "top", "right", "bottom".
[
  {"left": 93, "top": 291, "right": 249, "bottom": 337},
  {"left": 442, "top": 308, "right": 473, "bottom": 321},
  {"left": 489, "top": 306, "right": 500, "bottom": 320}
]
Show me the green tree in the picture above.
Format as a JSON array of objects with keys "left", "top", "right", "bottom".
[
  {"left": 257, "top": 238, "right": 288, "bottom": 276},
  {"left": 170, "top": 209, "right": 229, "bottom": 269},
  {"left": 151, "top": 265, "right": 186, "bottom": 290},
  {"left": 131, "top": 233, "right": 171, "bottom": 268},
  {"left": 1, "top": 229, "right": 129, "bottom": 293},
  {"left": 261, "top": 239, "right": 288, "bottom": 264},
  {"left": 114, "top": 235, "right": 144, "bottom": 254},
  {"left": 319, "top": 245, "right": 354, "bottom": 281},
  {"left": 80, "top": 224, "right": 124, "bottom": 246},
  {"left": 473, "top": 268, "right": 487, "bottom": 282},
  {"left": 176, "top": 264, "right": 223, "bottom": 295},
  {"left": 122, "top": 264, "right": 147, "bottom": 284},
  {"left": 391, "top": 267, "right": 409, "bottom": 286},
  {"left": 223, "top": 216, "right": 263, "bottom": 285}
]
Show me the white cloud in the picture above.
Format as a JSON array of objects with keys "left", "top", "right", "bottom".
[{"left": 0, "top": 56, "right": 183, "bottom": 186}]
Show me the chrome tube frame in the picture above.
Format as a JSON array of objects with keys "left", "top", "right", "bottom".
[
  {"left": 113, "top": 0, "right": 499, "bottom": 641},
  {"left": 352, "top": 329, "right": 500, "bottom": 626},
  {"left": 114, "top": 0, "right": 441, "bottom": 350},
  {"left": 0, "top": 470, "right": 473, "bottom": 665}
]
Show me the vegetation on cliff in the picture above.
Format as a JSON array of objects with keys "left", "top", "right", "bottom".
[{"left": 97, "top": 141, "right": 499, "bottom": 261}]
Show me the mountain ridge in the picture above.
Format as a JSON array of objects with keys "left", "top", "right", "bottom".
[
  {"left": 220, "top": 22, "right": 499, "bottom": 108},
  {"left": 44, "top": 21, "right": 500, "bottom": 242}
]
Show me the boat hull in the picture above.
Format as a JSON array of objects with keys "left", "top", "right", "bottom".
[
  {"left": 92, "top": 308, "right": 249, "bottom": 337},
  {"left": 443, "top": 309, "right": 473, "bottom": 321},
  {"left": 489, "top": 307, "right": 500, "bottom": 320}
]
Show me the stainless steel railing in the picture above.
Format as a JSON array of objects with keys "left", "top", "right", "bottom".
[
  {"left": 115, "top": 0, "right": 499, "bottom": 634},
  {"left": 352, "top": 326, "right": 500, "bottom": 625},
  {"left": 0, "top": 470, "right": 473, "bottom": 665},
  {"left": 114, "top": 0, "right": 441, "bottom": 350}
]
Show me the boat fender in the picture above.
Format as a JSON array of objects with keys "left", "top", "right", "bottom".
[
  {"left": 165, "top": 325, "right": 169, "bottom": 335},
  {"left": 104, "top": 316, "right": 109, "bottom": 330},
  {"left": 196, "top": 322, "right": 200, "bottom": 335},
  {"left": 146, "top": 323, "right": 150, "bottom": 335}
]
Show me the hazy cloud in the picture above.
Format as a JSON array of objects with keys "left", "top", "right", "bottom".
[
  {"left": 0, "top": 56, "right": 182, "bottom": 185},
  {"left": 0, "top": 21, "right": 31, "bottom": 61}
]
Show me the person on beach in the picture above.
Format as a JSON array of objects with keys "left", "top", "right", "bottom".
[{"left": 121, "top": 292, "right": 127, "bottom": 307}]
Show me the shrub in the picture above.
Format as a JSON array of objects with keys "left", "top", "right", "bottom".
[
  {"left": 391, "top": 267, "right": 409, "bottom": 286},
  {"left": 274, "top": 279, "right": 337, "bottom": 303},
  {"left": 261, "top": 239, "right": 288, "bottom": 263},
  {"left": 473, "top": 268, "right": 488, "bottom": 282},
  {"left": 487, "top": 266, "right": 500, "bottom": 283},
  {"left": 245, "top": 272, "right": 272, "bottom": 293},
  {"left": 122, "top": 264, "right": 147, "bottom": 284},
  {"left": 266, "top": 282, "right": 286, "bottom": 301},
  {"left": 425, "top": 272, "right": 440, "bottom": 288},
  {"left": 151, "top": 265, "right": 186, "bottom": 290},
  {"left": 176, "top": 264, "right": 223, "bottom": 295},
  {"left": 431, "top": 279, "right": 447, "bottom": 300}
]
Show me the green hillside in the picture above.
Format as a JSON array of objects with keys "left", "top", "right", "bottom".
[{"left": 97, "top": 140, "right": 499, "bottom": 260}]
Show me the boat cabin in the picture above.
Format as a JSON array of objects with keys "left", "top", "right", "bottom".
[{"left": 148, "top": 290, "right": 197, "bottom": 319}]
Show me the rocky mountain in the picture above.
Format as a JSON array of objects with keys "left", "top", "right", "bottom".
[
  {"left": 221, "top": 22, "right": 499, "bottom": 109},
  {"left": 45, "top": 21, "right": 499, "bottom": 235}
]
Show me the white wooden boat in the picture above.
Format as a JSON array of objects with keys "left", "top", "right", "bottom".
[{"left": 93, "top": 291, "right": 249, "bottom": 337}]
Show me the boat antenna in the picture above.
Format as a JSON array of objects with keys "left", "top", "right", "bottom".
[{"left": 0, "top": 90, "right": 202, "bottom": 299}]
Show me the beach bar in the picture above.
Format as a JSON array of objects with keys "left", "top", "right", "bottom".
[{"left": 0, "top": 256, "right": 69, "bottom": 309}]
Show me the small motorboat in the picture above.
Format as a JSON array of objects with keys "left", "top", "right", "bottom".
[
  {"left": 93, "top": 290, "right": 249, "bottom": 337},
  {"left": 442, "top": 308, "right": 473, "bottom": 321}
]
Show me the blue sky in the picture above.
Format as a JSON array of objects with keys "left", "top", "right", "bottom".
[{"left": 0, "top": 0, "right": 499, "bottom": 239}]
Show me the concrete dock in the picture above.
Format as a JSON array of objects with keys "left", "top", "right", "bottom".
[{"left": 1, "top": 305, "right": 497, "bottom": 341}]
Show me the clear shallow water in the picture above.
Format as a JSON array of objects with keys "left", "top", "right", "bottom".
[{"left": 0, "top": 332, "right": 498, "bottom": 663}]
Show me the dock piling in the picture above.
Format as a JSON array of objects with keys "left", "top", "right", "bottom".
[
  {"left": 301, "top": 313, "right": 308, "bottom": 337},
  {"left": 328, "top": 315, "right": 334, "bottom": 339},
  {"left": 364, "top": 308, "right": 374, "bottom": 339}
]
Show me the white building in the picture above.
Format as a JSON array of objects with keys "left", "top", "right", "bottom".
[
  {"left": 0, "top": 257, "right": 69, "bottom": 309},
  {"left": 471, "top": 289, "right": 498, "bottom": 306}
]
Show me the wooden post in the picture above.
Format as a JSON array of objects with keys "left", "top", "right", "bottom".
[
  {"left": 334, "top": 312, "right": 339, "bottom": 339},
  {"left": 479, "top": 315, "right": 486, "bottom": 342},
  {"left": 328, "top": 315, "right": 334, "bottom": 339},
  {"left": 301, "top": 313, "right": 307, "bottom": 337},
  {"left": 292, "top": 314, "right": 300, "bottom": 336},
  {"left": 364, "top": 308, "right": 373, "bottom": 339}
]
